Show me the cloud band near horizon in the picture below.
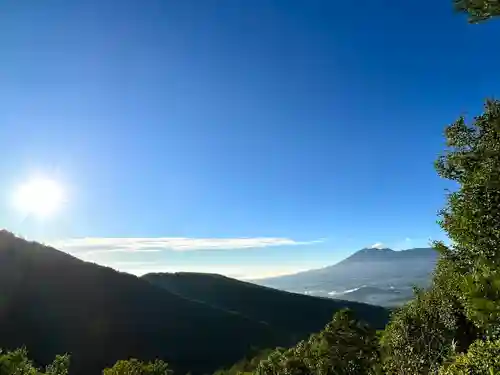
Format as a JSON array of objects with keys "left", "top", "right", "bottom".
[{"left": 50, "top": 237, "right": 324, "bottom": 255}]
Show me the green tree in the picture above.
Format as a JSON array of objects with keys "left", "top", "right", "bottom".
[
  {"left": 102, "top": 358, "right": 173, "bottom": 375},
  {"left": 435, "top": 99, "right": 500, "bottom": 268},
  {"left": 435, "top": 99, "right": 500, "bottom": 335},
  {"left": 308, "top": 309, "right": 380, "bottom": 375},
  {"left": 461, "top": 261, "right": 500, "bottom": 337},
  {"left": 254, "top": 310, "right": 381, "bottom": 375},
  {"left": 0, "top": 348, "right": 37, "bottom": 375},
  {"left": 381, "top": 99, "right": 500, "bottom": 373},
  {"left": 380, "top": 277, "right": 477, "bottom": 374},
  {"left": 44, "top": 355, "right": 70, "bottom": 375},
  {"left": 454, "top": 0, "right": 500, "bottom": 22},
  {"left": 255, "top": 347, "right": 310, "bottom": 375},
  {"left": 0, "top": 348, "right": 70, "bottom": 375},
  {"left": 438, "top": 339, "right": 500, "bottom": 374}
]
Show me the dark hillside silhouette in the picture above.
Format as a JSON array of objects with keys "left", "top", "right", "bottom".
[
  {"left": 0, "top": 231, "right": 278, "bottom": 375},
  {"left": 143, "top": 272, "right": 389, "bottom": 340}
]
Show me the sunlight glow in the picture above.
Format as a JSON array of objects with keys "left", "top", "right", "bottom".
[{"left": 13, "top": 178, "right": 65, "bottom": 218}]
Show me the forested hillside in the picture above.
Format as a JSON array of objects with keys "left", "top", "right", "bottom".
[
  {"left": 143, "top": 272, "right": 389, "bottom": 337},
  {"left": 0, "top": 230, "right": 280, "bottom": 375}
]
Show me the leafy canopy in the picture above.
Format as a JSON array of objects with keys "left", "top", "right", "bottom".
[
  {"left": 103, "top": 359, "right": 172, "bottom": 375},
  {"left": 0, "top": 348, "right": 69, "bottom": 375},
  {"left": 439, "top": 339, "right": 500, "bottom": 374},
  {"left": 454, "top": 0, "right": 500, "bottom": 22},
  {"left": 253, "top": 309, "right": 381, "bottom": 375},
  {"left": 0, "top": 349, "right": 171, "bottom": 375},
  {"left": 435, "top": 99, "right": 500, "bottom": 268}
]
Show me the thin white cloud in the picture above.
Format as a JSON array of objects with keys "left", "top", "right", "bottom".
[
  {"left": 370, "top": 242, "right": 385, "bottom": 249},
  {"left": 51, "top": 237, "right": 323, "bottom": 255}
]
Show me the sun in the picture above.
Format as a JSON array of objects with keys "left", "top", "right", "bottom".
[{"left": 13, "top": 178, "right": 65, "bottom": 218}]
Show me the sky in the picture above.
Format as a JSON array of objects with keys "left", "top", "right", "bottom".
[{"left": 0, "top": 1, "right": 499, "bottom": 279}]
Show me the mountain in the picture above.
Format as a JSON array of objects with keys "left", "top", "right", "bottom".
[
  {"left": 143, "top": 272, "right": 389, "bottom": 341},
  {"left": 0, "top": 231, "right": 389, "bottom": 375},
  {"left": 255, "top": 247, "right": 439, "bottom": 307},
  {"left": 337, "top": 247, "right": 437, "bottom": 264},
  {"left": 0, "top": 231, "right": 278, "bottom": 375}
]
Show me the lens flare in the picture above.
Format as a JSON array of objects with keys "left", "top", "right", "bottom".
[{"left": 13, "top": 178, "right": 65, "bottom": 218}]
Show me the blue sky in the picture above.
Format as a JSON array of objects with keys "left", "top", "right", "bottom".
[{"left": 1, "top": 1, "right": 499, "bottom": 278}]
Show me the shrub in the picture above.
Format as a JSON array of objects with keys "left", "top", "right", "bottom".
[
  {"left": 254, "top": 309, "right": 381, "bottom": 375},
  {"left": 102, "top": 358, "right": 172, "bottom": 375},
  {"left": 439, "top": 339, "right": 500, "bottom": 374},
  {"left": 381, "top": 259, "right": 479, "bottom": 375},
  {"left": 0, "top": 348, "right": 70, "bottom": 375}
]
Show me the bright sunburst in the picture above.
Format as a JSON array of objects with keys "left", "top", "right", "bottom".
[{"left": 13, "top": 178, "right": 65, "bottom": 218}]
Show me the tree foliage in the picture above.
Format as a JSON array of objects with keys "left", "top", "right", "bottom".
[
  {"left": 0, "top": 349, "right": 171, "bottom": 375},
  {"left": 379, "top": 100, "right": 500, "bottom": 374},
  {"left": 0, "top": 348, "right": 69, "bottom": 375},
  {"left": 454, "top": 0, "right": 500, "bottom": 22},
  {"left": 439, "top": 339, "right": 500, "bottom": 374},
  {"left": 435, "top": 99, "right": 500, "bottom": 337},
  {"left": 435, "top": 100, "right": 500, "bottom": 268},
  {"left": 381, "top": 284, "right": 472, "bottom": 374},
  {"left": 253, "top": 309, "right": 381, "bottom": 375},
  {"left": 102, "top": 359, "right": 172, "bottom": 375},
  {"left": 461, "top": 261, "right": 500, "bottom": 337}
]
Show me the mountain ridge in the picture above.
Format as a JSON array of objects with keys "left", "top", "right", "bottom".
[
  {"left": 336, "top": 247, "right": 437, "bottom": 265},
  {"left": 0, "top": 231, "right": 279, "bottom": 375},
  {"left": 257, "top": 247, "right": 437, "bottom": 280},
  {"left": 142, "top": 271, "right": 389, "bottom": 341},
  {"left": 255, "top": 247, "right": 438, "bottom": 307}
]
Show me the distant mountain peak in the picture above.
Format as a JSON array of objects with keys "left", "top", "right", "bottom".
[
  {"left": 337, "top": 247, "right": 438, "bottom": 265},
  {"left": 256, "top": 246, "right": 438, "bottom": 307},
  {"left": 342, "top": 247, "right": 395, "bottom": 262},
  {"left": 359, "top": 247, "right": 394, "bottom": 253}
]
